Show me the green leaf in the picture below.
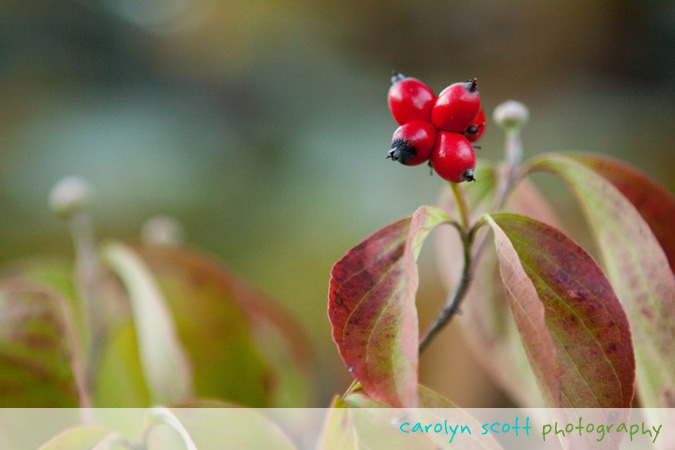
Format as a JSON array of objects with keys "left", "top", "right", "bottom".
[
  {"left": 93, "top": 322, "right": 150, "bottom": 407},
  {"left": 343, "top": 383, "right": 457, "bottom": 408},
  {"left": 101, "top": 242, "right": 193, "bottom": 405},
  {"left": 158, "top": 408, "right": 297, "bottom": 450},
  {"left": 136, "top": 245, "right": 288, "bottom": 407},
  {"left": 328, "top": 206, "right": 455, "bottom": 407},
  {"left": 317, "top": 403, "right": 358, "bottom": 450},
  {"left": 570, "top": 152, "right": 675, "bottom": 271},
  {"left": 486, "top": 213, "right": 635, "bottom": 407},
  {"left": 528, "top": 154, "right": 675, "bottom": 407},
  {"left": 38, "top": 427, "right": 125, "bottom": 450},
  {"left": 0, "top": 279, "right": 83, "bottom": 407},
  {"left": 340, "top": 386, "right": 502, "bottom": 449}
]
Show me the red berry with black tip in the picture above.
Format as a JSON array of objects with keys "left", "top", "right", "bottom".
[
  {"left": 388, "top": 72, "right": 435, "bottom": 125},
  {"left": 430, "top": 131, "right": 476, "bottom": 183},
  {"left": 388, "top": 120, "right": 437, "bottom": 165},
  {"left": 463, "top": 108, "right": 486, "bottom": 143},
  {"left": 431, "top": 78, "right": 481, "bottom": 132}
]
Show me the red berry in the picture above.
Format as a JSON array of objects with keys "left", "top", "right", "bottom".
[
  {"left": 463, "top": 108, "right": 486, "bottom": 143},
  {"left": 431, "top": 79, "right": 481, "bottom": 132},
  {"left": 388, "top": 120, "right": 437, "bottom": 165},
  {"left": 387, "top": 72, "right": 435, "bottom": 125},
  {"left": 430, "top": 131, "right": 476, "bottom": 183}
]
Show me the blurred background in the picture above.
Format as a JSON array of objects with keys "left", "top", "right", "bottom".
[{"left": 1, "top": 0, "right": 673, "bottom": 407}]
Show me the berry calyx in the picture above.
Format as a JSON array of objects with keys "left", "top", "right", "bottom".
[
  {"left": 431, "top": 78, "right": 481, "bottom": 132},
  {"left": 387, "top": 72, "right": 435, "bottom": 125},
  {"left": 388, "top": 120, "right": 437, "bottom": 165},
  {"left": 463, "top": 108, "right": 486, "bottom": 143},
  {"left": 430, "top": 131, "right": 476, "bottom": 183}
]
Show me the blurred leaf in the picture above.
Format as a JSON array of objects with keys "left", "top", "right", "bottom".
[
  {"left": 487, "top": 213, "right": 635, "bottom": 407},
  {"left": 38, "top": 427, "right": 125, "bottom": 450},
  {"left": 570, "top": 153, "right": 675, "bottom": 271},
  {"left": 136, "top": 245, "right": 288, "bottom": 407},
  {"left": 317, "top": 404, "right": 358, "bottom": 450},
  {"left": 329, "top": 206, "right": 455, "bottom": 407},
  {"left": 1, "top": 258, "right": 78, "bottom": 304},
  {"left": 160, "top": 408, "right": 297, "bottom": 450},
  {"left": 529, "top": 154, "right": 675, "bottom": 407},
  {"left": 343, "top": 384, "right": 456, "bottom": 408},
  {"left": 0, "top": 279, "right": 84, "bottom": 407},
  {"left": 341, "top": 386, "right": 502, "bottom": 449},
  {"left": 144, "top": 408, "right": 197, "bottom": 450},
  {"left": 94, "top": 322, "right": 150, "bottom": 407},
  {"left": 324, "top": 396, "right": 438, "bottom": 450},
  {"left": 1, "top": 258, "right": 84, "bottom": 337},
  {"left": 101, "top": 242, "right": 193, "bottom": 405},
  {"left": 436, "top": 166, "right": 556, "bottom": 407}
]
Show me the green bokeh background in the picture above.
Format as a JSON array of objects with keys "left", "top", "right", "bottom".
[{"left": 1, "top": 0, "right": 673, "bottom": 407}]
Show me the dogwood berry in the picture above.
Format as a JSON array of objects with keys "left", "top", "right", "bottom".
[
  {"left": 431, "top": 79, "right": 481, "bottom": 132},
  {"left": 430, "top": 131, "right": 476, "bottom": 183},
  {"left": 463, "top": 108, "right": 486, "bottom": 143},
  {"left": 387, "top": 72, "right": 435, "bottom": 125},
  {"left": 388, "top": 120, "right": 437, "bottom": 165}
]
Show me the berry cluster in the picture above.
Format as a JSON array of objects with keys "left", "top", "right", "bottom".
[{"left": 386, "top": 72, "right": 486, "bottom": 183}]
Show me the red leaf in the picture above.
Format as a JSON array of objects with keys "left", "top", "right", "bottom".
[
  {"left": 570, "top": 153, "right": 675, "bottom": 272},
  {"left": 529, "top": 154, "right": 675, "bottom": 407},
  {"left": 328, "top": 206, "right": 454, "bottom": 407},
  {"left": 487, "top": 213, "right": 635, "bottom": 407}
]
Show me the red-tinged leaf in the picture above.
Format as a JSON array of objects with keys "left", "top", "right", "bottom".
[
  {"left": 134, "top": 246, "right": 272, "bottom": 407},
  {"left": 329, "top": 206, "right": 455, "bottom": 407},
  {"left": 136, "top": 244, "right": 313, "bottom": 406},
  {"left": 0, "top": 279, "right": 86, "bottom": 407},
  {"left": 528, "top": 154, "right": 675, "bottom": 407},
  {"left": 570, "top": 152, "right": 675, "bottom": 271},
  {"left": 487, "top": 213, "right": 635, "bottom": 407},
  {"left": 435, "top": 166, "right": 557, "bottom": 407}
]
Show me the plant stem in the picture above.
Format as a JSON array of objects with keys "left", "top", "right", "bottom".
[
  {"left": 451, "top": 183, "right": 470, "bottom": 230},
  {"left": 419, "top": 126, "right": 524, "bottom": 354},
  {"left": 418, "top": 220, "right": 476, "bottom": 353},
  {"left": 69, "top": 211, "right": 103, "bottom": 399},
  {"left": 493, "top": 129, "right": 523, "bottom": 211}
]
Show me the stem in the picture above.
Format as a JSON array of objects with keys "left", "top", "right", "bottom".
[
  {"left": 418, "top": 125, "right": 524, "bottom": 353},
  {"left": 69, "top": 211, "right": 103, "bottom": 399},
  {"left": 419, "top": 226, "right": 474, "bottom": 353},
  {"left": 451, "top": 182, "right": 470, "bottom": 230},
  {"left": 493, "top": 128, "right": 523, "bottom": 211}
]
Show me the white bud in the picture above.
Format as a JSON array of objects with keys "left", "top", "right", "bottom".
[
  {"left": 49, "top": 176, "right": 93, "bottom": 219},
  {"left": 141, "top": 215, "right": 185, "bottom": 246},
  {"left": 493, "top": 100, "right": 529, "bottom": 130}
]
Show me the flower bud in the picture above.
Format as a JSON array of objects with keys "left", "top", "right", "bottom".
[
  {"left": 493, "top": 100, "right": 529, "bottom": 130},
  {"left": 141, "top": 215, "right": 185, "bottom": 246},
  {"left": 49, "top": 176, "right": 93, "bottom": 219}
]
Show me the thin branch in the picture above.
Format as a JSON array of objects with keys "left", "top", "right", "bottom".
[
  {"left": 418, "top": 227, "right": 474, "bottom": 353},
  {"left": 451, "top": 183, "right": 470, "bottom": 230}
]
